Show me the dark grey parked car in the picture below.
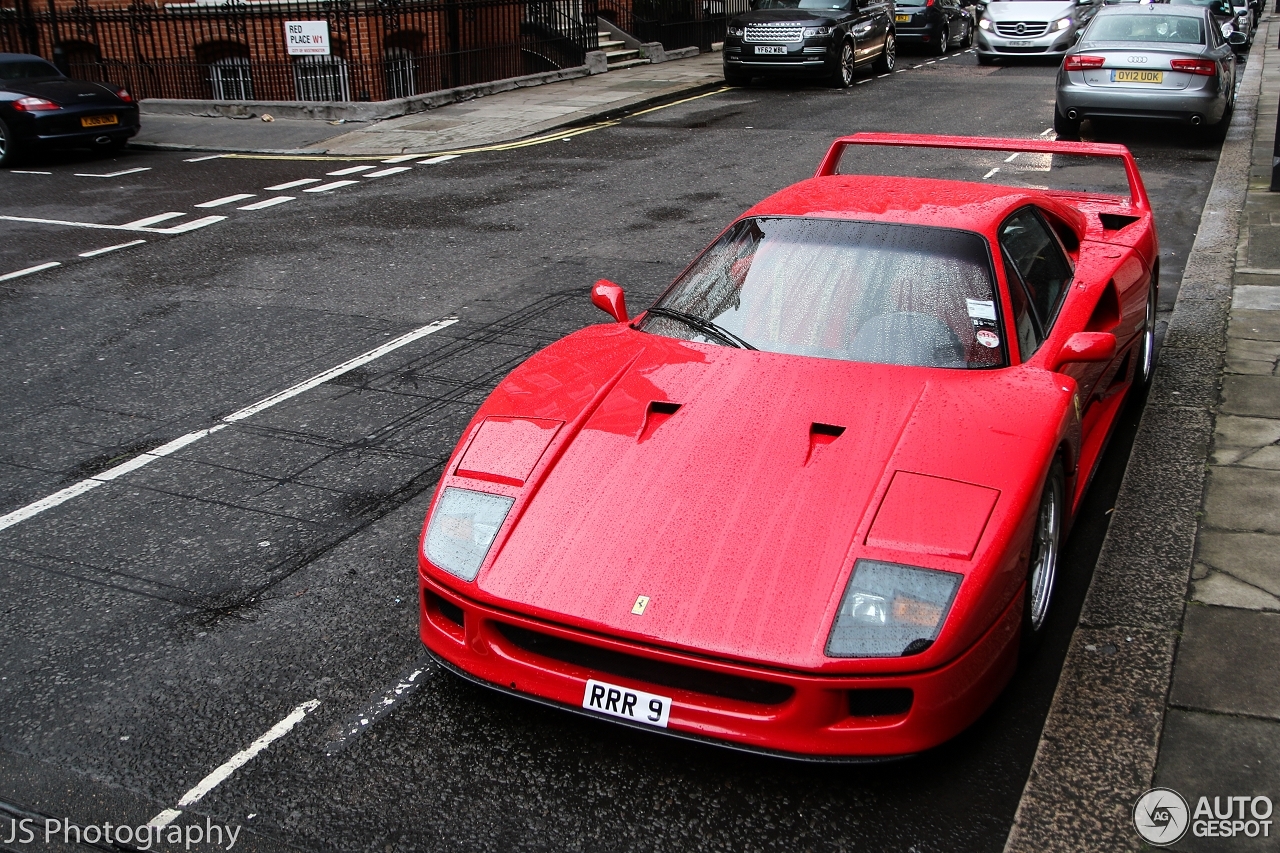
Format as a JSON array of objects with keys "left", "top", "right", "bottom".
[
  {"left": 723, "top": 0, "right": 898, "bottom": 87},
  {"left": 1053, "top": 4, "right": 1238, "bottom": 137}
]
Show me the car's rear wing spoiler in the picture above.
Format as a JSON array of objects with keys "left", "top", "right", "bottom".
[{"left": 814, "top": 133, "right": 1150, "bottom": 212}]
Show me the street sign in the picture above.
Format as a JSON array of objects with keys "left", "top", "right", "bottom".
[{"left": 285, "top": 21, "right": 330, "bottom": 55}]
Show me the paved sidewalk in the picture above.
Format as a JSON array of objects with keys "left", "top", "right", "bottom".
[
  {"left": 1151, "top": 22, "right": 1280, "bottom": 853},
  {"left": 133, "top": 51, "right": 725, "bottom": 157}
]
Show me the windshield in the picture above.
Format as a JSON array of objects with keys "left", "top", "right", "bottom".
[
  {"left": 639, "top": 217, "right": 1004, "bottom": 369},
  {"left": 1088, "top": 13, "right": 1205, "bottom": 41},
  {"left": 753, "top": 0, "right": 852, "bottom": 10},
  {"left": 0, "top": 59, "right": 63, "bottom": 80}
]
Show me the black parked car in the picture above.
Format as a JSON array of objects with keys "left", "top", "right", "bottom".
[
  {"left": 894, "top": 0, "right": 974, "bottom": 54},
  {"left": 0, "top": 53, "right": 139, "bottom": 167},
  {"left": 723, "top": 0, "right": 898, "bottom": 87}
]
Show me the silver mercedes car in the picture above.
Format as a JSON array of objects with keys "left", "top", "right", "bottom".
[{"left": 1053, "top": 4, "right": 1239, "bottom": 137}]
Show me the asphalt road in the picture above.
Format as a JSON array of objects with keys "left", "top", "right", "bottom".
[{"left": 0, "top": 49, "right": 1232, "bottom": 853}]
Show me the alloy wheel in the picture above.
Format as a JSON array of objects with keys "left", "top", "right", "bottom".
[
  {"left": 1027, "top": 472, "right": 1061, "bottom": 632},
  {"left": 1139, "top": 283, "right": 1156, "bottom": 385},
  {"left": 841, "top": 41, "right": 856, "bottom": 85}
]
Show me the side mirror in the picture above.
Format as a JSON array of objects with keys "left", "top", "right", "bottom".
[
  {"left": 1053, "top": 331, "right": 1116, "bottom": 371},
  {"left": 1228, "top": 30, "right": 1247, "bottom": 43},
  {"left": 591, "top": 279, "right": 628, "bottom": 323}
]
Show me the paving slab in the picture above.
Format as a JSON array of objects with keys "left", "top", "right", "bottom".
[
  {"left": 1202, "top": 466, "right": 1280, "bottom": 533},
  {"left": 1170, "top": 605, "right": 1280, "bottom": 716}
]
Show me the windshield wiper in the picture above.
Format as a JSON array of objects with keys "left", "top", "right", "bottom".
[{"left": 644, "top": 306, "right": 757, "bottom": 350}]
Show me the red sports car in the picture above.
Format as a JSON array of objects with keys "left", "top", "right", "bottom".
[{"left": 417, "top": 134, "right": 1159, "bottom": 759}]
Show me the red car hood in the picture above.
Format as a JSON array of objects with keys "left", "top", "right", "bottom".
[{"left": 468, "top": 327, "right": 1060, "bottom": 669}]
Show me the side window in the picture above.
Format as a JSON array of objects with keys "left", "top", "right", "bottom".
[
  {"left": 1003, "top": 247, "right": 1042, "bottom": 359},
  {"left": 999, "top": 207, "right": 1073, "bottom": 335}
]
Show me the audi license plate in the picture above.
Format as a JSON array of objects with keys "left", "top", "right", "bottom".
[
  {"left": 895, "top": 13, "right": 911, "bottom": 21},
  {"left": 583, "top": 679, "right": 671, "bottom": 728},
  {"left": 80, "top": 114, "right": 118, "bottom": 128},
  {"left": 1113, "top": 69, "right": 1163, "bottom": 83},
  {"left": 755, "top": 45, "right": 787, "bottom": 54}
]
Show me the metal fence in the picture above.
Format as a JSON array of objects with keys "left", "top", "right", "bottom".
[
  {"left": 598, "top": 0, "right": 746, "bottom": 52},
  {"left": 0, "top": 0, "right": 598, "bottom": 102}
]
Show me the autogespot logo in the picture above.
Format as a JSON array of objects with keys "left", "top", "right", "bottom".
[{"left": 1134, "top": 788, "right": 1190, "bottom": 846}]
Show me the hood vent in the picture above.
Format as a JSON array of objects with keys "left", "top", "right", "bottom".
[
  {"left": 805, "top": 422, "right": 846, "bottom": 466},
  {"left": 638, "top": 401, "right": 682, "bottom": 443}
]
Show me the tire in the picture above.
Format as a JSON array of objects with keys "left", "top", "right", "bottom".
[
  {"left": 1137, "top": 274, "right": 1157, "bottom": 389},
  {"left": 0, "top": 117, "right": 17, "bottom": 168},
  {"left": 1053, "top": 106, "right": 1081, "bottom": 139},
  {"left": 723, "top": 67, "right": 751, "bottom": 86},
  {"left": 934, "top": 24, "right": 950, "bottom": 55},
  {"left": 831, "top": 39, "right": 857, "bottom": 87},
  {"left": 960, "top": 20, "right": 973, "bottom": 48},
  {"left": 873, "top": 33, "right": 896, "bottom": 72},
  {"left": 1021, "top": 459, "right": 1065, "bottom": 657}
]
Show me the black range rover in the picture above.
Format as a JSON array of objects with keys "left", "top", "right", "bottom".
[{"left": 723, "top": 0, "right": 897, "bottom": 87}]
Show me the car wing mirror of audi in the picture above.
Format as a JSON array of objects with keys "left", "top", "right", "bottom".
[{"left": 591, "top": 279, "right": 629, "bottom": 323}]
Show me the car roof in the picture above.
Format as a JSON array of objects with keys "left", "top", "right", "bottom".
[
  {"left": 0, "top": 53, "right": 54, "bottom": 63},
  {"left": 1094, "top": 3, "right": 1212, "bottom": 16},
  {"left": 742, "top": 174, "right": 1058, "bottom": 235}
]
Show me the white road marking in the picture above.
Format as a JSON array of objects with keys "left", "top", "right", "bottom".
[
  {"left": 122, "top": 212, "right": 187, "bottom": 228},
  {"left": 304, "top": 180, "right": 359, "bottom": 193},
  {"left": 195, "top": 193, "right": 255, "bottom": 208},
  {"left": 9, "top": 170, "right": 52, "bottom": 175},
  {"left": 1005, "top": 152, "right": 1021, "bottom": 162},
  {"left": 856, "top": 79, "right": 871, "bottom": 84},
  {"left": 327, "top": 165, "right": 376, "bottom": 176},
  {"left": 0, "top": 215, "right": 138, "bottom": 232},
  {"left": 925, "top": 59, "right": 937, "bottom": 64},
  {"left": 983, "top": 167, "right": 1000, "bottom": 179},
  {"left": 381, "top": 154, "right": 419, "bottom": 163},
  {"left": 323, "top": 657, "right": 435, "bottom": 756},
  {"left": 184, "top": 154, "right": 225, "bottom": 162},
  {"left": 363, "top": 166, "right": 412, "bottom": 178},
  {"left": 0, "top": 261, "right": 61, "bottom": 282},
  {"left": 73, "top": 167, "right": 151, "bottom": 178},
  {"left": 877, "top": 73, "right": 889, "bottom": 78},
  {"left": 147, "top": 700, "right": 320, "bottom": 829},
  {"left": 1040, "top": 127, "right": 1054, "bottom": 136},
  {"left": 79, "top": 239, "right": 147, "bottom": 257},
  {"left": 418, "top": 154, "right": 460, "bottom": 165},
  {"left": 265, "top": 178, "right": 321, "bottom": 191},
  {"left": 238, "top": 196, "right": 295, "bottom": 210},
  {"left": 0, "top": 317, "right": 458, "bottom": 532},
  {"left": 163, "top": 215, "right": 226, "bottom": 233}
]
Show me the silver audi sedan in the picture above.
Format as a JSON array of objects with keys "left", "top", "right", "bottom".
[{"left": 1053, "top": 4, "right": 1239, "bottom": 137}]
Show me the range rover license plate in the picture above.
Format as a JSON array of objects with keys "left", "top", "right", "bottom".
[
  {"left": 80, "top": 114, "right": 118, "bottom": 128},
  {"left": 1113, "top": 69, "right": 1163, "bottom": 83},
  {"left": 755, "top": 45, "right": 787, "bottom": 54},
  {"left": 583, "top": 679, "right": 671, "bottom": 728}
]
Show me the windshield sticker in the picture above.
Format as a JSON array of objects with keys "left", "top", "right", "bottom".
[
  {"left": 966, "top": 299, "right": 997, "bottom": 323},
  {"left": 976, "top": 330, "right": 1000, "bottom": 349}
]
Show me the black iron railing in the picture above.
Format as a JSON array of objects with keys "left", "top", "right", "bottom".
[
  {"left": 0, "top": 0, "right": 598, "bottom": 102},
  {"left": 598, "top": 0, "right": 746, "bottom": 51}
]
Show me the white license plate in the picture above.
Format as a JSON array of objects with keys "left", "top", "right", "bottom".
[
  {"left": 582, "top": 679, "right": 671, "bottom": 728},
  {"left": 1007, "top": 39, "right": 1034, "bottom": 46},
  {"left": 755, "top": 45, "right": 787, "bottom": 54}
]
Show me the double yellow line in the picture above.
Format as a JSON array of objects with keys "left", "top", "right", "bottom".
[{"left": 223, "top": 87, "right": 730, "bottom": 163}]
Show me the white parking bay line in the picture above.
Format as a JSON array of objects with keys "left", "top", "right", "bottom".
[
  {"left": 323, "top": 657, "right": 435, "bottom": 756},
  {"left": 148, "top": 700, "right": 320, "bottom": 830},
  {"left": 327, "top": 165, "right": 376, "bottom": 176},
  {"left": 381, "top": 154, "right": 419, "bottom": 163},
  {"left": 122, "top": 212, "right": 186, "bottom": 228},
  {"left": 418, "top": 154, "right": 460, "bottom": 165},
  {"left": 304, "top": 180, "right": 359, "bottom": 193},
  {"left": 0, "top": 316, "right": 458, "bottom": 533},
  {"left": 238, "top": 196, "right": 294, "bottom": 211},
  {"left": 79, "top": 239, "right": 147, "bottom": 257},
  {"left": 73, "top": 167, "right": 151, "bottom": 178},
  {"left": 195, "top": 193, "right": 256, "bottom": 208},
  {"left": 10, "top": 170, "right": 52, "bottom": 175},
  {"left": 0, "top": 262, "right": 61, "bottom": 282},
  {"left": 184, "top": 154, "right": 225, "bottom": 162},
  {"left": 363, "top": 166, "right": 412, "bottom": 178},
  {"left": 161, "top": 215, "right": 226, "bottom": 233},
  {"left": 265, "top": 178, "right": 321, "bottom": 191},
  {"left": 983, "top": 167, "right": 1000, "bottom": 179}
]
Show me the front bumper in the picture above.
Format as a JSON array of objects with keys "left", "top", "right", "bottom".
[
  {"left": 975, "top": 26, "right": 1075, "bottom": 56},
  {"left": 723, "top": 38, "right": 838, "bottom": 78},
  {"left": 1055, "top": 73, "right": 1229, "bottom": 125},
  {"left": 419, "top": 570, "right": 1023, "bottom": 759}
]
